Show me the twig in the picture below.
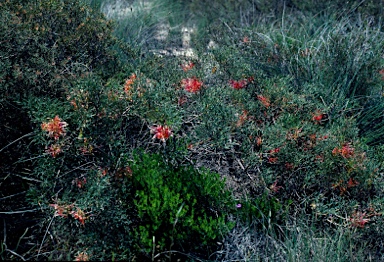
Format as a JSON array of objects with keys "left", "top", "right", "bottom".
[
  {"left": 37, "top": 215, "right": 55, "bottom": 260},
  {"left": 13, "top": 155, "right": 45, "bottom": 164},
  {"left": 5, "top": 248, "right": 26, "bottom": 261},
  {"left": 152, "top": 236, "right": 156, "bottom": 262},
  {"left": 58, "top": 161, "right": 96, "bottom": 178},
  {"left": 0, "top": 132, "right": 34, "bottom": 153},
  {"left": 220, "top": 19, "right": 235, "bottom": 35},
  {"left": 3, "top": 219, "right": 6, "bottom": 246},
  {"left": 0, "top": 191, "right": 27, "bottom": 201},
  {"left": 12, "top": 174, "right": 42, "bottom": 183},
  {"left": 236, "top": 158, "right": 245, "bottom": 171},
  {"left": 15, "top": 228, "right": 29, "bottom": 252},
  {"left": 0, "top": 208, "right": 42, "bottom": 214}
]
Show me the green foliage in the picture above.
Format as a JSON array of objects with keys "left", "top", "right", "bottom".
[
  {"left": 238, "top": 192, "right": 289, "bottom": 228},
  {"left": 2, "top": 0, "right": 384, "bottom": 261},
  {"left": 0, "top": 0, "right": 119, "bottom": 99},
  {"left": 126, "top": 151, "right": 234, "bottom": 255}
]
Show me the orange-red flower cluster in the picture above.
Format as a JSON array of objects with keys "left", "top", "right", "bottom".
[
  {"left": 75, "top": 251, "right": 90, "bottom": 261},
  {"left": 150, "top": 125, "right": 173, "bottom": 142},
  {"left": 74, "top": 177, "right": 87, "bottom": 188},
  {"left": 285, "top": 162, "right": 294, "bottom": 170},
  {"left": 269, "top": 180, "right": 282, "bottom": 193},
  {"left": 181, "top": 61, "right": 195, "bottom": 72},
  {"left": 348, "top": 177, "right": 359, "bottom": 187},
  {"left": 49, "top": 203, "right": 74, "bottom": 218},
  {"left": 312, "top": 114, "right": 323, "bottom": 122},
  {"left": 349, "top": 211, "right": 370, "bottom": 228},
  {"left": 50, "top": 203, "right": 90, "bottom": 226},
  {"left": 46, "top": 144, "right": 62, "bottom": 158},
  {"left": 332, "top": 143, "right": 354, "bottom": 158},
  {"left": 229, "top": 79, "right": 248, "bottom": 90},
  {"left": 269, "top": 147, "right": 280, "bottom": 154},
  {"left": 236, "top": 110, "right": 249, "bottom": 127},
  {"left": 124, "top": 73, "right": 137, "bottom": 94},
  {"left": 257, "top": 95, "right": 270, "bottom": 108},
  {"left": 268, "top": 157, "right": 278, "bottom": 163},
  {"left": 256, "top": 136, "right": 263, "bottom": 147},
  {"left": 332, "top": 177, "right": 359, "bottom": 195},
  {"left": 242, "top": 36, "right": 250, "bottom": 43},
  {"left": 181, "top": 77, "right": 203, "bottom": 93},
  {"left": 379, "top": 68, "right": 384, "bottom": 80},
  {"left": 267, "top": 146, "right": 280, "bottom": 164},
  {"left": 71, "top": 208, "right": 89, "bottom": 226},
  {"left": 312, "top": 111, "right": 326, "bottom": 124},
  {"left": 41, "top": 115, "right": 68, "bottom": 140}
]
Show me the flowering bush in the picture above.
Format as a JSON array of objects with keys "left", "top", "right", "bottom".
[
  {"left": 2, "top": 0, "right": 384, "bottom": 261},
  {"left": 150, "top": 125, "right": 173, "bottom": 142},
  {"left": 181, "top": 77, "right": 203, "bottom": 93},
  {"left": 41, "top": 116, "right": 68, "bottom": 140}
]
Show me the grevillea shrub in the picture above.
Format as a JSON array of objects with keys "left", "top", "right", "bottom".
[
  {"left": 2, "top": 0, "right": 384, "bottom": 261},
  {"left": 0, "top": 1, "right": 132, "bottom": 259},
  {"left": 21, "top": 68, "right": 236, "bottom": 260}
]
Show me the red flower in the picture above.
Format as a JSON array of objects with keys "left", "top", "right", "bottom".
[
  {"left": 124, "top": 73, "right": 137, "bottom": 94},
  {"left": 268, "top": 157, "right": 278, "bottom": 164},
  {"left": 46, "top": 144, "right": 62, "bottom": 158},
  {"left": 340, "top": 143, "right": 354, "bottom": 158},
  {"left": 347, "top": 177, "right": 359, "bottom": 188},
  {"left": 269, "top": 147, "right": 280, "bottom": 154},
  {"left": 49, "top": 203, "right": 73, "bottom": 218},
  {"left": 285, "top": 162, "right": 294, "bottom": 170},
  {"left": 312, "top": 111, "right": 327, "bottom": 124},
  {"left": 332, "top": 143, "right": 355, "bottom": 158},
  {"left": 349, "top": 211, "right": 370, "bottom": 228},
  {"left": 74, "top": 177, "right": 87, "bottom": 188},
  {"left": 312, "top": 111, "right": 325, "bottom": 123},
  {"left": 270, "top": 180, "right": 282, "bottom": 193},
  {"left": 70, "top": 99, "right": 78, "bottom": 109},
  {"left": 236, "top": 110, "right": 248, "bottom": 127},
  {"left": 379, "top": 68, "right": 384, "bottom": 80},
  {"left": 229, "top": 79, "right": 247, "bottom": 89},
  {"left": 150, "top": 125, "right": 173, "bottom": 142},
  {"left": 181, "top": 77, "right": 203, "bottom": 93},
  {"left": 75, "top": 251, "right": 90, "bottom": 261},
  {"left": 99, "top": 167, "right": 108, "bottom": 177},
  {"left": 256, "top": 136, "right": 263, "bottom": 147},
  {"left": 242, "top": 36, "right": 250, "bottom": 43},
  {"left": 41, "top": 115, "right": 68, "bottom": 140},
  {"left": 181, "top": 62, "right": 195, "bottom": 72},
  {"left": 257, "top": 95, "right": 270, "bottom": 108},
  {"left": 332, "top": 147, "right": 340, "bottom": 156},
  {"left": 71, "top": 208, "right": 89, "bottom": 226}
]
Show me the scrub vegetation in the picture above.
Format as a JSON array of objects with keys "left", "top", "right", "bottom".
[{"left": 1, "top": 0, "right": 383, "bottom": 261}]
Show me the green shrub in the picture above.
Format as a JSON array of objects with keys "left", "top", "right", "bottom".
[
  {"left": 0, "top": 2, "right": 130, "bottom": 259},
  {"left": 2, "top": 0, "right": 384, "bottom": 261},
  {"left": 126, "top": 151, "right": 235, "bottom": 258},
  {"left": 0, "top": 0, "right": 119, "bottom": 99}
]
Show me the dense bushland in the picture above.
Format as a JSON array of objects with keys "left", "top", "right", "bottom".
[{"left": 1, "top": 0, "right": 384, "bottom": 261}]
